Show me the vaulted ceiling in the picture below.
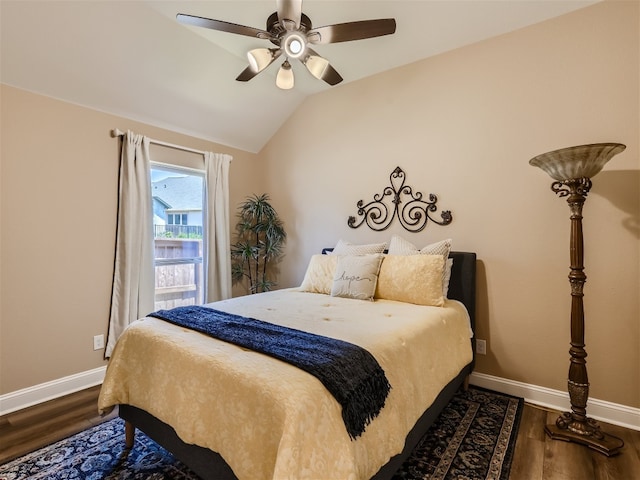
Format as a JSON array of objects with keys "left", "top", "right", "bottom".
[{"left": 1, "top": 1, "right": 598, "bottom": 153}]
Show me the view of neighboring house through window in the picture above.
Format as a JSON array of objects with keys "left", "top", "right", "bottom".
[{"left": 151, "top": 165, "right": 204, "bottom": 310}]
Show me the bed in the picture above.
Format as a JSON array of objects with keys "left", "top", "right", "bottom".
[{"left": 98, "top": 249, "right": 477, "bottom": 480}]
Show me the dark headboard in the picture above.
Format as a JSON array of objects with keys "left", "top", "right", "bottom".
[
  {"left": 446, "top": 252, "right": 476, "bottom": 332},
  {"left": 321, "top": 249, "right": 476, "bottom": 333}
]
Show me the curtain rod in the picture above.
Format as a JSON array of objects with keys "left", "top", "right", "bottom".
[{"left": 111, "top": 128, "right": 209, "bottom": 157}]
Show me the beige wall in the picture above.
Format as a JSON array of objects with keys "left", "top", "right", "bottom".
[
  {"left": 0, "top": 84, "right": 263, "bottom": 394},
  {"left": 1, "top": 1, "right": 637, "bottom": 411},
  {"left": 259, "top": 1, "right": 639, "bottom": 408}
]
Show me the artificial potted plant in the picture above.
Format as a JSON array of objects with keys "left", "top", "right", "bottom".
[{"left": 231, "top": 193, "right": 286, "bottom": 294}]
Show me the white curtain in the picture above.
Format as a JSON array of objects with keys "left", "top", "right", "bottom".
[
  {"left": 204, "top": 152, "right": 233, "bottom": 302},
  {"left": 105, "top": 131, "right": 155, "bottom": 358}
]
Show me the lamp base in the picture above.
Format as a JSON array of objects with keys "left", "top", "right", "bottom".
[{"left": 545, "top": 412, "right": 624, "bottom": 456}]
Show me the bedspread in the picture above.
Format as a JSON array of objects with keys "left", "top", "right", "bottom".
[
  {"left": 149, "top": 305, "right": 391, "bottom": 438},
  {"left": 98, "top": 289, "right": 473, "bottom": 480}
]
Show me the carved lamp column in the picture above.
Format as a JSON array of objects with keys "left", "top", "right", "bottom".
[{"left": 529, "top": 143, "right": 626, "bottom": 456}]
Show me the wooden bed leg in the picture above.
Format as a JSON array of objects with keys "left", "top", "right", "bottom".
[
  {"left": 463, "top": 375, "right": 470, "bottom": 391},
  {"left": 125, "top": 421, "right": 135, "bottom": 448}
]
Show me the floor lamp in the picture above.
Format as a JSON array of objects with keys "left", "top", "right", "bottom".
[{"left": 529, "top": 142, "right": 626, "bottom": 456}]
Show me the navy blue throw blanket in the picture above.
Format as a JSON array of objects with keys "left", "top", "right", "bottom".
[{"left": 149, "top": 305, "right": 391, "bottom": 439}]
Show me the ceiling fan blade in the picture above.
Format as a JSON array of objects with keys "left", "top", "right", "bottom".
[
  {"left": 276, "top": 0, "right": 302, "bottom": 29},
  {"left": 236, "top": 66, "right": 261, "bottom": 82},
  {"left": 303, "top": 48, "right": 343, "bottom": 86},
  {"left": 308, "top": 18, "right": 396, "bottom": 44},
  {"left": 177, "top": 13, "right": 273, "bottom": 40}
]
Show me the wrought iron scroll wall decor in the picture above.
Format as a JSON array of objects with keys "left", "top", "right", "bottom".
[{"left": 347, "top": 166, "right": 452, "bottom": 232}]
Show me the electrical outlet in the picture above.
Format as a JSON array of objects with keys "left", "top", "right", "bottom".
[
  {"left": 476, "top": 339, "right": 487, "bottom": 355},
  {"left": 93, "top": 334, "right": 105, "bottom": 351}
]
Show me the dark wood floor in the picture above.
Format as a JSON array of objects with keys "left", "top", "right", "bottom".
[
  {"left": 0, "top": 386, "right": 116, "bottom": 465},
  {"left": 1, "top": 386, "right": 639, "bottom": 479}
]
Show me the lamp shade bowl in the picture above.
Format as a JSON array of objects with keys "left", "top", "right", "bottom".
[{"left": 529, "top": 143, "right": 626, "bottom": 181}]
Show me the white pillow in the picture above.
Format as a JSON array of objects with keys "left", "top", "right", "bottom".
[
  {"left": 300, "top": 254, "right": 338, "bottom": 295},
  {"left": 388, "top": 235, "right": 451, "bottom": 259},
  {"left": 443, "top": 258, "right": 454, "bottom": 298},
  {"left": 330, "top": 254, "right": 383, "bottom": 301},
  {"left": 330, "top": 239, "right": 387, "bottom": 256}
]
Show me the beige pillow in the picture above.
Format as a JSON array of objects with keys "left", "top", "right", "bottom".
[
  {"left": 330, "top": 239, "right": 387, "bottom": 256},
  {"left": 387, "top": 235, "right": 452, "bottom": 296},
  {"left": 375, "top": 255, "right": 445, "bottom": 307},
  {"left": 330, "top": 254, "right": 383, "bottom": 301},
  {"left": 300, "top": 254, "right": 338, "bottom": 294}
]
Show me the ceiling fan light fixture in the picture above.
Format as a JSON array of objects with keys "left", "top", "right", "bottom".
[
  {"left": 276, "top": 60, "right": 294, "bottom": 90},
  {"left": 283, "top": 32, "right": 306, "bottom": 59},
  {"left": 289, "top": 39, "right": 303, "bottom": 55},
  {"left": 247, "top": 48, "right": 274, "bottom": 73},
  {"left": 304, "top": 55, "right": 330, "bottom": 80}
]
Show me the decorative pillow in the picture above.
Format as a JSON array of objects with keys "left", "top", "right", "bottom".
[
  {"left": 387, "top": 235, "right": 452, "bottom": 296},
  {"left": 375, "top": 255, "right": 445, "bottom": 307},
  {"left": 443, "top": 258, "right": 454, "bottom": 297},
  {"left": 330, "top": 254, "right": 383, "bottom": 301},
  {"left": 329, "top": 239, "right": 387, "bottom": 256},
  {"left": 300, "top": 254, "right": 338, "bottom": 294},
  {"left": 388, "top": 235, "right": 451, "bottom": 259}
]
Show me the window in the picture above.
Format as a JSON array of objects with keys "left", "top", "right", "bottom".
[
  {"left": 151, "top": 165, "right": 205, "bottom": 309},
  {"left": 168, "top": 213, "right": 188, "bottom": 225}
]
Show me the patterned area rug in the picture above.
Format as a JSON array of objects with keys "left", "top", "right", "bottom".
[
  {"left": 0, "top": 386, "right": 522, "bottom": 480},
  {"left": 391, "top": 387, "right": 523, "bottom": 480}
]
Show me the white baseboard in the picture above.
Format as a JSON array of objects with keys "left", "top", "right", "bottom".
[
  {"left": 1, "top": 367, "right": 637, "bottom": 433},
  {"left": 470, "top": 372, "right": 640, "bottom": 431},
  {"left": 0, "top": 366, "right": 107, "bottom": 417}
]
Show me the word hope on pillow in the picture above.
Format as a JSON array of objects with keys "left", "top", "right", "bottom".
[{"left": 330, "top": 254, "right": 383, "bottom": 301}]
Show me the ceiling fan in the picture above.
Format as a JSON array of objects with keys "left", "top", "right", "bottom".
[{"left": 177, "top": 0, "right": 396, "bottom": 90}]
